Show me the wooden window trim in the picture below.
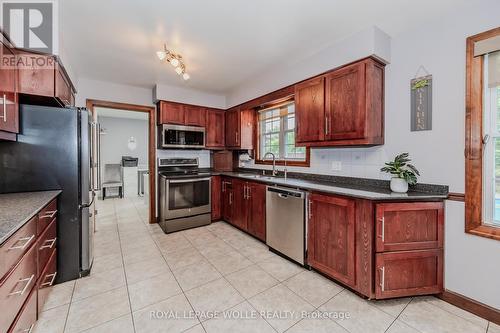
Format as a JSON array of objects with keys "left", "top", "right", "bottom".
[
  {"left": 254, "top": 100, "right": 311, "bottom": 167},
  {"left": 465, "top": 27, "right": 500, "bottom": 241}
]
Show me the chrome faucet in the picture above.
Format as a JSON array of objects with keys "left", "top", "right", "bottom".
[{"left": 263, "top": 152, "right": 277, "bottom": 177}]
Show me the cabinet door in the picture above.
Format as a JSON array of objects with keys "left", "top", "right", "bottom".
[
  {"left": 375, "top": 249, "right": 443, "bottom": 299},
  {"left": 308, "top": 193, "right": 356, "bottom": 286},
  {"left": 225, "top": 109, "right": 240, "bottom": 147},
  {"left": 232, "top": 179, "right": 248, "bottom": 231},
  {"left": 206, "top": 109, "right": 225, "bottom": 148},
  {"left": 17, "top": 53, "right": 54, "bottom": 97},
  {"left": 376, "top": 202, "right": 444, "bottom": 252},
  {"left": 247, "top": 182, "right": 266, "bottom": 241},
  {"left": 7, "top": 288, "right": 37, "bottom": 333},
  {"left": 184, "top": 105, "right": 206, "bottom": 127},
  {"left": 295, "top": 77, "right": 325, "bottom": 143},
  {"left": 325, "top": 61, "right": 366, "bottom": 140},
  {"left": 221, "top": 179, "right": 234, "bottom": 223},
  {"left": 211, "top": 176, "right": 222, "bottom": 221},
  {"left": 0, "top": 41, "right": 18, "bottom": 134},
  {"left": 159, "top": 101, "right": 185, "bottom": 125},
  {"left": 55, "top": 63, "right": 72, "bottom": 106}
]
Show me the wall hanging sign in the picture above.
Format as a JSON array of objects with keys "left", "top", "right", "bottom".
[{"left": 410, "top": 66, "right": 432, "bottom": 131}]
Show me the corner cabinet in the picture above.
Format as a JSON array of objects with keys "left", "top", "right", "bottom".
[
  {"left": 206, "top": 108, "right": 225, "bottom": 148},
  {"left": 0, "top": 34, "right": 19, "bottom": 141},
  {"left": 296, "top": 57, "right": 384, "bottom": 147}
]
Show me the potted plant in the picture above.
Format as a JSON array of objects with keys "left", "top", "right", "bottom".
[{"left": 380, "top": 153, "right": 420, "bottom": 193}]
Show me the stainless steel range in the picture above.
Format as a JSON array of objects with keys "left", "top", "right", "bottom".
[{"left": 158, "top": 158, "right": 211, "bottom": 233}]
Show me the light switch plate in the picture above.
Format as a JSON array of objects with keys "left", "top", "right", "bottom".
[{"left": 331, "top": 161, "right": 342, "bottom": 171}]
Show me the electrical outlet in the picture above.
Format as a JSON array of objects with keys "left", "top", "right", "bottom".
[{"left": 331, "top": 161, "right": 342, "bottom": 171}]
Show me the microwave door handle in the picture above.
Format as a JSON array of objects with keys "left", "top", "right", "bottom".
[{"left": 168, "top": 177, "right": 211, "bottom": 184}]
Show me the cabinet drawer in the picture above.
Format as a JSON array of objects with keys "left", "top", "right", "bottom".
[
  {"left": 37, "top": 249, "right": 57, "bottom": 313},
  {"left": 0, "top": 244, "right": 37, "bottom": 333},
  {"left": 37, "top": 219, "right": 57, "bottom": 277},
  {"left": 38, "top": 199, "right": 57, "bottom": 234},
  {"left": 375, "top": 202, "right": 444, "bottom": 252},
  {"left": 8, "top": 287, "right": 37, "bottom": 333},
  {"left": 0, "top": 216, "right": 37, "bottom": 280},
  {"left": 375, "top": 249, "right": 443, "bottom": 299}
]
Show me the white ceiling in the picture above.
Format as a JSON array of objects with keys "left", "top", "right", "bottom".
[
  {"left": 96, "top": 107, "right": 148, "bottom": 120},
  {"left": 61, "top": 0, "right": 469, "bottom": 94}
]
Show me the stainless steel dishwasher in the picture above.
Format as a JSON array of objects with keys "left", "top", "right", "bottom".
[{"left": 266, "top": 186, "right": 306, "bottom": 265}]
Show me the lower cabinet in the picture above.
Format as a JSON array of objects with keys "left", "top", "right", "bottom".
[
  {"left": 221, "top": 178, "right": 234, "bottom": 223},
  {"left": 211, "top": 176, "right": 222, "bottom": 221},
  {"left": 247, "top": 182, "right": 266, "bottom": 241},
  {"left": 8, "top": 288, "right": 37, "bottom": 333}
]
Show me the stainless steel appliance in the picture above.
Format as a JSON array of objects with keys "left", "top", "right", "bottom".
[
  {"left": 160, "top": 124, "right": 205, "bottom": 149},
  {"left": 0, "top": 105, "right": 100, "bottom": 281},
  {"left": 158, "top": 158, "right": 211, "bottom": 233},
  {"left": 266, "top": 186, "right": 306, "bottom": 265}
]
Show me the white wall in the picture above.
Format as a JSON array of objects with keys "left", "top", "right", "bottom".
[
  {"left": 154, "top": 84, "right": 226, "bottom": 109},
  {"left": 98, "top": 116, "right": 149, "bottom": 167}
]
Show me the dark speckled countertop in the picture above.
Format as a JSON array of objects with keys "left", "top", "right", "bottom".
[{"left": 0, "top": 190, "right": 61, "bottom": 245}]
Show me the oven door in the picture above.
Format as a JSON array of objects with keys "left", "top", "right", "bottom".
[
  {"left": 162, "top": 125, "right": 206, "bottom": 148},
  {"left": 164, "top": 177, "right": 211, "bottom": 220}
]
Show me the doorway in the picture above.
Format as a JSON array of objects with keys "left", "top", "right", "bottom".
[{"left": 86, "top": 99, "right": 156, "bottom": 224}]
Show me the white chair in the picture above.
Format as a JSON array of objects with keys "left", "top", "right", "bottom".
[{"left": 102, "top": 164, "right": 123, "bottom": 199}]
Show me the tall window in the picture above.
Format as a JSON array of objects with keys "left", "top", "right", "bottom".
[
  {"left": 257, "top": 101, "right": 307, "bottom": 164},
  {"left": 482, "top": 53, "right": 500, "bottom": 227}
]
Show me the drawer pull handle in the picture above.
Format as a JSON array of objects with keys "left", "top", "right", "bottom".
[
  {"left": 8, "top": 235, "right": 35, "bottom": 250},
  {"left": 41, "top": 210, "right": 57, "bottom": 219},
  {"left": 379, "top": 266, "right": 385, "bottom": 292},
  {"left": 378, "top": 217, "right": 385, "bottom": 242},
  {"left": 40, "top": 237, "right": 57, "bottom": 250},
  {"left": 9, "top": 274, "right": 34, "bottom": 296},
  {"left": 41, "top": 272, "right": 57, "bottom": 287},
  {"left": 1, "top": 93, "right": 6, "bottom": 123},
  {"left": 20, "top": 323, "right": 35, "bottom": 333}
]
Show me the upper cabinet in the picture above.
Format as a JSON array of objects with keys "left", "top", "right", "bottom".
[
  {"left": 184, "top": 104, "right": 206, "bottom": 127},
  {"left": 16, "top": 50, "right": 76, "bottom": 107},
  {"left": 295, "top": 57, "right": 384, "bottom": 147},
  {"left": 0, "top": 34, "right": 19, "bottom": 141},
  {"left": 206, "top": 108, "right": 225, "bottom": 148},
  {"left": 225, "top": 108, "right": 254, "bottom": 150},
  {"left": 158, "top": 101, "right": 185, "bottom": 125}
]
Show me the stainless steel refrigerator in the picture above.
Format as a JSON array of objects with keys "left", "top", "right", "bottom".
[{"left": 0, "top": 104, "right": 100, "bottom": 282}]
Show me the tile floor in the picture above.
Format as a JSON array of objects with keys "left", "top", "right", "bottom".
[{"left": 32, "top": 197, "right": 499, "bottom": 333}]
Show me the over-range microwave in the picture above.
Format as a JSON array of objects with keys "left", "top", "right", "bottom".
[{"left": 159, "top": 124, "right": 206, "bottom": 149}]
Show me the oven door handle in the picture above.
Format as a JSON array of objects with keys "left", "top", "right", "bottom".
[{"left": 168, "top": 177, "right": 211, "bottom": 184}]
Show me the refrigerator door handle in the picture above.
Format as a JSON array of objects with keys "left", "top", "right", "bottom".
[
  {"left": 96, "top": 123, "right": 101, "bottom": 191},
  {"left": 80, "top": 191, "right": 95, "bottom": 209}
]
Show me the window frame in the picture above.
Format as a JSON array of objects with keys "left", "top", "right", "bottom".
[
  {"left": 255, "top": 99, "right": 310, "bottom": 167},
  {"left": 465, "top": 27, "right": 500, "bottom": 241}
]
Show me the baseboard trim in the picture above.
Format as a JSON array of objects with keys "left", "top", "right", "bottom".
[{"left": 437, "top": 290, "right": 500, "bottom": 325}]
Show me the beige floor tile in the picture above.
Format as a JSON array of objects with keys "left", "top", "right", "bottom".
[
  {"left": 225, "top": 265, "right": 278, "bottom": 298},
  {"left": 207, "top": 250, "right": 253, "bottom": 275},
  {"left": 286, "top": 311, "right": 348, "bottom": 333},
  {"left": 40, "top": 279, "right": 75, "bottom": 311},
  {"left": 400, "top": 298, "right": 487, "bottom": 333},
  {"left": 32, "top": 304, "right": 69, "bottom": 333},
  {"left": 319, "top": 290, "right": 394, "bottom": 333},
  {"left": 183, "top": 324, "right": 206, "bottom": 333},
  {"left": 124, "top": 256, "right": 170, "bottom": 284},
  {"left": 238, "top": 243, "right": 275, "bottom": 263},
  {"left": 185, "top": 278, "right": 244, "bottom": 321},
  {"left": 122, "top": 244, "right": 162, "bottom": 265},
  {"left": 248, "top": 284, "right": 315, "bottom": 332},
  {"left": 93, "top": 240, "right": 121, "bottom": 258},
  {"left": 185, "top": 230, "right": 219, "bottom": 246},
  {"left": 223, "top": 233, "right": 260, "bottom": 250},
  {"left": 257, "top": 255, "right": 304, "bottom": 282},
  {"left": 173, "top": 260, "right": 222, "bottom": 291},
  {"left": 128, "top": 272, "right": 182, "bottom": 311},
  {"left": 133, "top": 294, "right": 200, "bottom": 333},
  {"left": 155, "top": 233, "right": 193, "bottom": 254},
  {"left": 202, "top": 301, "right": 275, "bottom": 333},
  {"left": 284, "top": 270, "right": 343, "bottom": 307},
  {"left": 197, "top": 239, "right": 235, "bottom": 259},
  {"left": 163, "top": 246, "right": 206, "bottom": 271},
  {"left": 91, "top": 252, "right": 123, "bottom": 274},
  {"left": 65, "top": 287, "right": 130, "bottom": 333},
  {"left": 422, "top": 296, "right": 489, "bottom": 329},
  {"left": 81, "top": 314, "right": 134, "bottom": 333},
  {"left": 386, "top": 319, "right": 421, "bottom": 333},
  {"left": 72, "top": 267, "right": 126, "bottom": 301},
  {"left": 489, "top": 322, "right": 500, "bottom": 333},
  {"left": 370, "top": 297, "right": 412, "bottom": 317}
]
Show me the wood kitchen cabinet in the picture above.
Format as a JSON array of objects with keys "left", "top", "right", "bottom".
[
  {"left": 206, "top": 108, "right": 225, "bottom": 148},
  {"left": 295, "top": 57, "right": 384, "bottom": 147},
  {"left": 225, "top": 108, "right": 254, "bottom": 149},
  {"left": 232, "top": 178, "right": 248, "bottom": 230},
  {"left": 184, "top": 104, "right": 206, "bottom": 127},
  {"left": 158, "top": 101, "right": 185, "bottom": 125},
  {"left": 307, "top": 193, "right": 356, "bottom": 286},
  {"left": 0, "top": 34, "right": 19, "bottom": 141},
  {"left": 221, "top": 178, "right": 234, "bottom": 223},
  {"left": 211, "top": 176, "right": 222, "bottom": 221}
]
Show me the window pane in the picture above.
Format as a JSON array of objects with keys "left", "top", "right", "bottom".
[
  {"left": 495, "top": 138, "right": 500, "bottom": 224},
  {"left": 497, "top": 86, "right": 500, "bottom": 132},
  {"left": 285, "top": 131, "right": 295, "bottom": 145},
  {"left": 287, "top": 116, "right": 295, "bottom": 130}
]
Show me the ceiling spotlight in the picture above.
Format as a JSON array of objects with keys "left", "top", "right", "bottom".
[
  {"left": 157, "top": 44, "right": 190, "bottom": 80},
  {"left": 182, "top": 73, "right": 190, "bottom": 80},
  {"left": 170, "top": 58, "right": 179, "bottom": 67},
  {"left": 156, "top": 51, "right": 167, "bottom": 61},
  {"left": 175, "top": 66, "right": 183, "bottom": 75}
]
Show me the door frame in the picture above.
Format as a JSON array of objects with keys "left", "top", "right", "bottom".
[{"left": 86, "top": 99, "right": 157, "bottom": 224}]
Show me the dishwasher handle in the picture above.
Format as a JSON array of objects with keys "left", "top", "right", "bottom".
[{"left": 267, "top": 186, "right": 305, "bottom": 198}]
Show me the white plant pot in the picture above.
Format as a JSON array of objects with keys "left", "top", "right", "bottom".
[{"left": 390, "top": 177, "right": 408, "bottom": 193}]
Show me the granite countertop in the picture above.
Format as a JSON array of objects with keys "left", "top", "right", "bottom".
[
  {"left": 215, "top": 171, "right": 448, "bottom": 201},
  {"left": 0, "top": 190, "right": 61, "bottom": 245}
]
